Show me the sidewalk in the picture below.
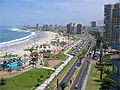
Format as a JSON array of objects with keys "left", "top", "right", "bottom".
[
  {"left": 81, "top": 60, "right": 97, "bottom": 90},
  {"left": 81, "top": 62, "right": 91, "bottom": 90},
  {"left": 36, "top": 40, "right": 81, "bottom": 90}
]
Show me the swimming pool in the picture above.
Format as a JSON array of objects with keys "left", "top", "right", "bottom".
[{"left": 6, "top": 58, "right": 23, "bottom": 68}]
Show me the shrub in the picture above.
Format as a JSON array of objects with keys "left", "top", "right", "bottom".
[{"left": 0, "top": 78, "right": 6, "bottom": 85}]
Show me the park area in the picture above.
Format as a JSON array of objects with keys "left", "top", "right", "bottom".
[
  {"left": 86, "top": 63, "right": 112, "bottom": 90},
  {"left": 0, "top": 68, "right": 54, "bottom": 90}
]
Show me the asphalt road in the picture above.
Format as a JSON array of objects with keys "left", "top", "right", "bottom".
[
  {"left": 70, "top": 39, "right": 95, "bottom": 90},
  {"left": 56, "top": 40, "right": 90, "bottom": 90}
]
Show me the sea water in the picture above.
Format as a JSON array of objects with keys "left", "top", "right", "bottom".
[{"left": 0, "top": 26, "right": 41, "bottom": 48}]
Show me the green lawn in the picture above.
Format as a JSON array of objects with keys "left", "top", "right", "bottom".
[
  {"left": 1, "top": 55, "right": 17, "bottom": 58},
  {"left": 0, "top": 69, "right": 54, "bottom": 90},
  {"left": 24, "top": 48, "right": 37, "bottom": 51},
  {"left": 86, "top": 64, "right": 102, "bottom": 90},
  {"left": 45, "top": 56, "right": 77, "bottom": 90},
  {"left": 86, "top": 64, "right": 112, "bottom": 90},
  {"left": 51, "top": 53, "right": 67, "bottom": 60},
  {"left": 51, "top": 53, "right": 68, "bottom": 69}
]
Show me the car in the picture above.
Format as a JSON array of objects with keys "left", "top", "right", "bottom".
[
  {"left": 68, "top": 71, "right": 71, "bottom": 74},
  {"left": 75, "top": 84, "right": 78, "bottom": 89},
  {"left": 70, "top": 53, "right": 75, "bottom": 56},
  {"left": 75, "top": 66, "right": 77, "bottom": 69}
]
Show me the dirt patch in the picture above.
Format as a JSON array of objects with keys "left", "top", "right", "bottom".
[
  {"left": 90, "top": 60, "right": 97, "bottom": 64},
  {"left": 47, "top": 60, "right": 61, "bottom": 67}
]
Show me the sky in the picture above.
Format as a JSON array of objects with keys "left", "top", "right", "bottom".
[{"left": 0, "top": 0, "right": 118, "bottom": 26}]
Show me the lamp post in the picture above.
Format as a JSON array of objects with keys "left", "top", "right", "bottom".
[{"left": 57, "top": 78, "right": 59, "bottom": 88}]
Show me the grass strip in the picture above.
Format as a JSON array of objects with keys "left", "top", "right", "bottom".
[
  {"left": 45, "top": 56, "right": 77, "bottom": 90},
  {"left": 86, "top": 64, "right": 102, "bottom": 90}
]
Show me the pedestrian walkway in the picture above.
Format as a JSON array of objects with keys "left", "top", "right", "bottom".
[
  {"left": 36, "top": 40, "right": 81, "bottom": 90},
  {"left": 81, "top": 61, "right": 91, "bottom": 90},
  {"left": 41, "top": 66, "right": 55, "bottom": 71},
  {"left": 81, "top": 60, "right": 97, "bottom": 90}
]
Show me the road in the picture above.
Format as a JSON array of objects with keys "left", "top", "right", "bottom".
[
  {"left": 70, "top": 39, "right": 95, "bottom": 90},
  {"left": 56, "top": 40, "right": 90, "bottom": 90}
]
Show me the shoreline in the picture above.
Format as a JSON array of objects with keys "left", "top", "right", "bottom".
[
  {"left": 0, "top": 32, "right": 36, "bottom": 47},
  {"left": 0, "top": 31, "right": 57, "bottom": 57}
]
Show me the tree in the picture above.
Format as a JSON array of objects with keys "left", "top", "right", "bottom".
[
  {"left": 17, "top": 61, "right": 22, "bottom": 70},
  {"left": 96, "top": 36, "right": 102, "bottom": 49},
  {"left": 82, "top": 49, "right": 87, "bottom": 55},
  {"left": 78, "top": 53, "right": 84, "bottom": 64},
  {"left": 24, "top": 54, "right": 27, "bottom": 58},
  {"left": 101, "top": 76, "right": 117, "bottom": 89},
  {"left": 0, "top": 78, "right": 6, "bottom": 85},
  {"left": 60, "top": 82, "right": 66, "bottom": 90},
  {"left": 29, "top": 47, "right": 34, "bottom": 53},
  {"left": 102, "top": 55, "right": 111, "bottom": 65},
  {"left": 57, "top": 39, "right": 60, "bottom": 43},
  {"left": 97, "top": 65, "right": 104, "bottom": 80},
  {"left": 103, "top": 43, "right": 108, "bottom": 55},
  {"left": 67, "top": 35, "right": 70, "bottom": 40},
  {"left": 104, "top": 69, "right": 111, "bottom": 75},
  {"left": 40, "top": 74, "right": 44, "bottom": 79},
  {"left": 30, "top": 52, "right": 38, "bottom": 59},
  {"left": 93, "top": 46, "right": 97, "bottom": 59}
]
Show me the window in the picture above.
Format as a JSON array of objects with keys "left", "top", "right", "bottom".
[{"left": 113, "top": 65, "right": 118, "bottom": 74}]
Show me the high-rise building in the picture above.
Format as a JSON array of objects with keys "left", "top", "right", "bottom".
[
  {"left": 67, "top": 22, "right": 76, "bottom": 34},
  {"left": 70, "top": 22, "right": 76, "bottom": 33},
  {"left": 77, "top": 24, "right": 82, "bottom": 34},
  {"left": 91, "top": 21, "right": 96, "bottom": 28},
  {"left": 104, "top": 4, "right": 114, "bottom": 45},
  {"left": 110, "top": 3, "right": 120, "bottom": 88},
  {"left": 112, "top": 2, "right": 120, "bottom": 50},
  {"left": 49, "top": 24, "right": 54, "bottom": 31},
  {"left": 42, "top": 24, "right": 49, "bottom": 31},
  {"left": 67, "top": 24, "right": 71, "bottom": 33},
  {"left": 36, "top": 24, "right": 39, "bottom": 30}
]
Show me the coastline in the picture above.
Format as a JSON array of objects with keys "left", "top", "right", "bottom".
[
  {"left": 0, "top": 32, "right": 36, "bottom": 47},
  {"left": 0, "top": 31, "right": 57, "bottom": 57}
]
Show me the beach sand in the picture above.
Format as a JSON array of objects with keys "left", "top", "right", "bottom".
[{"left": 0, "top": 31, "right": 73, "bottom": 58}]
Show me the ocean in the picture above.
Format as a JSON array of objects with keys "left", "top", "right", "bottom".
[{"left": 0, "top": 26, "right": 42, "bottom": 48}]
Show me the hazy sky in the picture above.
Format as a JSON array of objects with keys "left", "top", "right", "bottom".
[{"left": 0, "top": 0, "right": 118, "bottom": 26}]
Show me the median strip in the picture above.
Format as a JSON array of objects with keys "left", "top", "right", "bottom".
[{"left": 66, "top": 41, "right": 92, "bottom": 90}]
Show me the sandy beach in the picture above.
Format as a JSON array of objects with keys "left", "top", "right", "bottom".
[{"left": 0, "top": 31, "right": 73, "bottom": 58}]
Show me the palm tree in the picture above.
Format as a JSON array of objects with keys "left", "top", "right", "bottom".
[
  {"left": 60, "top": 82, "right": 66, "bottom": 90},
  {"left": 96, "top": 36, "right": 102, "bottom": 49},
  {"left": 30, "top": 51, "right": 39, "bottom": 67},
  {"left": 17, "top": 61, "right": 22, "bottom": 70},
  {"left": 29, "top": 47, "right": 34, "bottom": 53},
  {"left": 67, "top": 35, "right": 70, "bottom": 40},
  {"left": 0, "top": 78, "right": 6, "bottom": 85},
  {"left": 103, "top": 43, "right": 108, "bottom": 55},
  {"left": 101, "top": 75, "right": 117, "bottom": 89},
  {"left": 24, "top": 54, "right": 27, "bottom": 58},
  {"left": 78, "top": 53, "right": 84, "bottom": 64},
  {"left": 82, "top": 49, "right": 87, "bottom": 55},
  {"left": 93, "top": 46, "right": 97, "bottom": 59},
  {"left": 40, "top": 74, "right": 44, "bottom": 81},
  {"left": 97, "top": 65, "right": 104, "bottom": 80},
  {"left": 43, "top": 45, "right": 46, "bottom": 52}
]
